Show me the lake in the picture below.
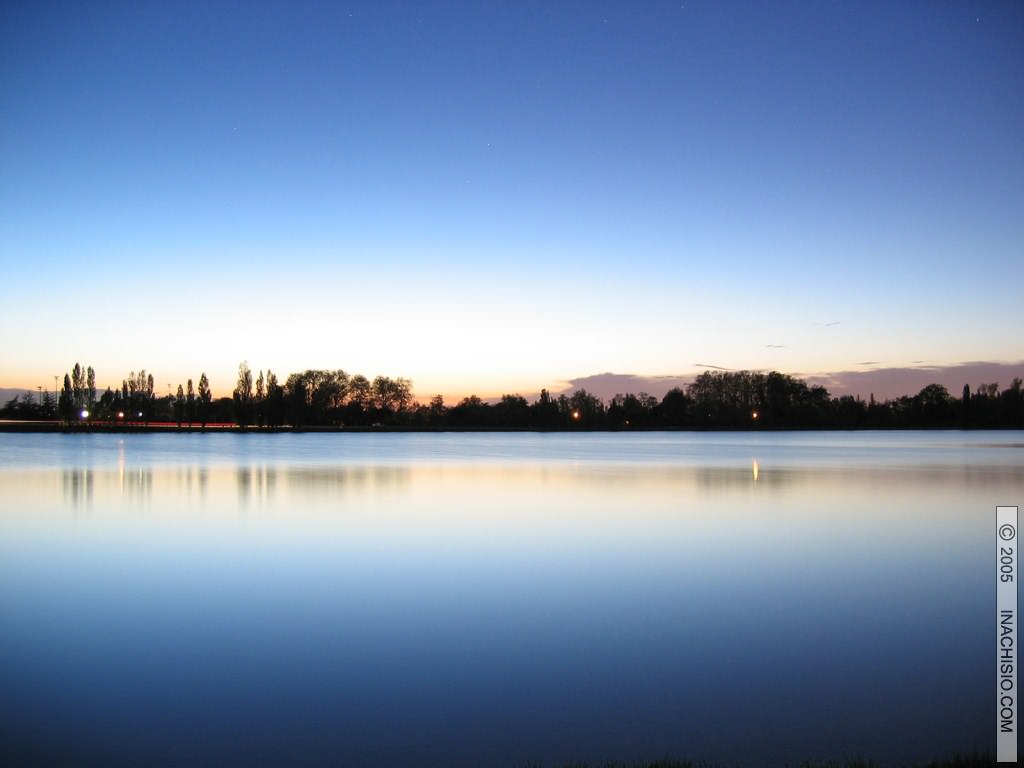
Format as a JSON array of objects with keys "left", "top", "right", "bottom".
[{"left": 1, "top": 431, "right": 1020, "bottom": 766}]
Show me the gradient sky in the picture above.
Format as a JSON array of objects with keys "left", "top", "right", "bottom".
[{"left": 2, "top": 1, "right": 1022, "bottom": 400}]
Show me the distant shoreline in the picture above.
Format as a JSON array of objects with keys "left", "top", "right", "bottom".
[{"left": 2, "top": 419, "right": 1022, "bottom": 434}]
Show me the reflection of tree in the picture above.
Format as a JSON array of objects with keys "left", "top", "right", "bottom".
[
  {"left": 62, "top": 468, "right": 94, "bottom": 510},
  {"left": 197, "top": 466, "right": 209, "bottom": 500},
  {"left": 282, "top": 466, "right": 411, "bottom": 496},
  {"left": 237, "top": 466, "right": 253, "bottom": 507},
  {"left": 235, "top": 466, "right": 283, "bottom": 508},
  {"left": 121, "top": 466, "right": 153, "bottom": 502},
  {"left": 219, "top": 465, "right": 413, "bottom": 508}
]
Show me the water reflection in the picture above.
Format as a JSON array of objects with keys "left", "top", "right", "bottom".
[
  {"left": 7, "top": 459, "right": 1022, "bottom": 531},
  {"left": 61, "top": 467, "right": 93, "bottom": 511},
  {"left": 0, "top": 432, "right": 1021, "bottom": 767},
  {"left": 62, "top": 466, "right": 152, "bottom": 511},
  {"left": 236, "top": 465, "right": 253, "bottom": 508},
  {"left": 283, "top": 464, "right": 411, "bottom": 494}
]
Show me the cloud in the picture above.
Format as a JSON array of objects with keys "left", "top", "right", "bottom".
[
  {"left": 551, "top": 361, "right": 1024, "bottom": 403},
  {"left": 555, "top": 372, "right": 691, "bottom": 401},
  {"left": 806, "top": 361, "right": 1024, "bottom": 400}
]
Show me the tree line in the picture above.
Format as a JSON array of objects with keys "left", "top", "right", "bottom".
[{"left": 2, "top": 364, "right": 1022, "bottom": 429}]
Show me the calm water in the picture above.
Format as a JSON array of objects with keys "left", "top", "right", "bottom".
[{"left": 1, "top": 431, "right": 1021, "bottom": 766}]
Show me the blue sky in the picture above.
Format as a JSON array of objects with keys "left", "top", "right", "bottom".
[{"left": 2, "top": 1, "right": 1022, "bottom": 399}]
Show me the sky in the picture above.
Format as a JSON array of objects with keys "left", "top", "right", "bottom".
[{"left": 2, "top": 0, "right": 1022, "bottom": 401}]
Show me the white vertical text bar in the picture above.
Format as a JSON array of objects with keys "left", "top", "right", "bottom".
[{"left": 997, "top": 505, "right": 1018, "bottom": 762}]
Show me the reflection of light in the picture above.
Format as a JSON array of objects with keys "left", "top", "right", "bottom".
[{"left": 752, "top": 460, "right": 759, "bottom": 481}]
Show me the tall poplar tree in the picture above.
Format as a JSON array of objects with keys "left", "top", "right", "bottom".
[{"left": 197, "top": 373, "right": 212, "bottom": 427}]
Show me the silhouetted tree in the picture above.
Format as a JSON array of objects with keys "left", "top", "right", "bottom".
[
  {"left": 59, "top": 374, "right": 74, "bottom": 423},
  {"left": 833, "top": 395, "right": 867, "bottom": 428},
  {"left": 348, "top": 375, "right": 371, "bottom": 409},
  {"left": 449, "top": 395, "right": 489, "bottom": 427},
  {"left": 174, "top": 385, "right": 185, "bottom": 426},
  {"left": 40, "top": 390, "right": 56, "bottom": 419},
  {"left": 124, "top": 370, "right": 155, "bottom": 421},
  {"left": 493, "top": 394, "right": 531, "bottom": 428},
  {"left": 186, "top": 379, "right": 196, "bottom": 424},
  {"left": 71, "top": 363, "right": 85, "bottom": 411},
  {"left": 0, "top": 392, "right": 51, "bottom": 420},
  {"left": 531, "top": 389, "right": 560, "bottom": 429},
  {"left": 197, "top": 373, "right": 212, "bottom": 427},
  {"left": 608, "top": 392, "right": 658, "bottom": 428},
  {"left": 688, "top": 371, "right": 726, "bottom": 425},
  {"left": 233, "top": 362, "right": 254, "bottom": 426},
  {"left": 914, "top": 383, "right": 953, "bottom": 426},
  {"left": 86, "top": 366, "right": 96, "bottom": 411},
  {"left": 427, "top": 395, "right": 446, "bottom": 426},
  {"left": 255, "top": 370, "right": 265, "bottom": 426},
  {"left": 565, "top": 389, "right": 604, "bottom": 427},
  {"left": 1002, "top": 378, "right": 1023, "bottom": 426},
  {"left": 282, "top": 369, "right": 350, "bottom": 426},
  {"left": 968, "top": 382, "right": 998, "bottom": 426},
  {"left": 95, "top": 387, "right": 117, "bottom": 421},
  {"left": 659, "top": 387, "right": 691, "bottom": 427},
  {"left": 265, "top": 370, "right": 285, "bottom": 427},
  {"left": 284, "top": 373, "right": 310, "bottom": 427}
]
